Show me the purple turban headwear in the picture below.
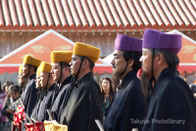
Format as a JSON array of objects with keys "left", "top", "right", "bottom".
[
  {"left": 143, "top": 28, "right": 182, "bottom": 54},
  {"left": 115, "top": 34, "right": 142, "bottom": 52}
]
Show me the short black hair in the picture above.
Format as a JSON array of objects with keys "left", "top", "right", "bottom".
[
  {"left": 3, "top": 81, "right": 14, "bottom": 90},
  {"left": 80, "top": 56, "right": 95, "bottom": 70},
  {"left": 59, "top": 62, "right": 70, "bottom": 68},
  {"left": 59, "top": 62, "right": 71, "bottom": 73},
  {"left": 122, "top": 51, "right": 142, "bottom": 72},
  {"left": 26, "top": 64, "right": 37, "bottom": 73},
  {"left": 10, "top": 85, "right": 20, "bottom": 94}
]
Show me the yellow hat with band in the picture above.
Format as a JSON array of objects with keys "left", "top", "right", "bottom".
[
  {"left": 36, "top": 65, "right": 41, "bottom": 75},
  {"left": 23, "top": 55, "right": 41, "bottom": 67},
  {"left": 51, "top": 51, "right": 73, "bottom": 64},
  {"left": 39, "top": 62, "right": 52, "bottom": 73},
  {"left": 73, "top": 42, "right": 100, "bottom": 63},
  {"left": 18, "top": 65, "right": 23, "bottom": 74},
  {"left": 44, "top": 121, "right": 68, "bottom": 131}
]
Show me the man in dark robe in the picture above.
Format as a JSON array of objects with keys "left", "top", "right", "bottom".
[
  {"left": 32, "top": 62, "right": 56, "bottom": 122},
  {"left": 141, "top": 28, "right": 196, "bottom": 131},
  {"left": 60, "top": 42, "right": 103, "bottom": 131},
  {"left": 50, "top": 51, "right": 73, "bottom": 122},
  {"left": 17, "top": 65, "right": 27, "bottom": 94},
  {"left": 103, "top": 34, "right": 145, "bottom": 131},
  {"left": 30, "top": 64, "right": 42, "bottom": 121},
  {"left": 21, "top": 55, "right": 41, "bottom": 121}
]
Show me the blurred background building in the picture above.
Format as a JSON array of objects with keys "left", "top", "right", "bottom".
[{"left": 0, "top": 0, "right": 195, "bottom": 85}]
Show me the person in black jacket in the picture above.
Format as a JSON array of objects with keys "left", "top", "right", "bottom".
[
  {"left": 100, "top": 77, "right": 114, "bottom": 116},
  {"left": 189, "top": 73, "right": 196, "bottom": 103},
  {"left": 49, "top": 51, "right": 73, "bottom": 123},
  {"left": 21, "top": 55, "right": 41, "bottom": 121},
  {"left": 103, "top": 34, "right": 145, "bottom": 131},
  {"left": 60, "top": 42, "right": 103, "bottom": 131},
  {"left": 141, "top": 28, "right": 196, "bottom": 131},
  {"left": 2, "top": 85, "right": 20, "bottom": 131}
]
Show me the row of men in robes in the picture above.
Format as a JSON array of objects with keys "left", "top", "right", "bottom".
[
  {"left": 19, "top": 42, "right": 103, "bottom": 130},
  {"left": 18, "top": 28, "right": 196, "bottom": 131}
]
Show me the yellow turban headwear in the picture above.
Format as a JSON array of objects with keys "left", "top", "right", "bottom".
[
  {"left": 51, "top": 51, "right": 73, "bottom": 64},
  {"left": 36, "top": 66, "right": 41, "bottom": 75},
  {"left": 39, "top": 62, "right": 52, "bottom": 73},
  {"left": 23, "top": 55, "right": 41, "bottom": 67},
  {"left": 18, "top": 65, "right": 23, "bottom": 74},
  {"left": 73, "top": 42, "right": 100, "bottom": 63}
]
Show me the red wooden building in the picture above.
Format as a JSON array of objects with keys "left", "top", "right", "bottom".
[{"left": 0, "top": 0, "right": 195, "bottom": 84}]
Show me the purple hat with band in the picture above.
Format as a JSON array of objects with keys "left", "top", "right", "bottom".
[
  {"left": 115, "top": 34, "right": 142, "bottom": 52},
  {"left": 143, "top": 28, "right": 182, "bottom": 54}
]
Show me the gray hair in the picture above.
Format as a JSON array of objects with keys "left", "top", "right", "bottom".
[{"left": 150, "top": 49, "right": 179, "bottom": 69}]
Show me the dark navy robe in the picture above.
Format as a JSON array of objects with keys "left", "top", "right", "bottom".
[
  {"left": 60, "top": 72, "right": 103, "bottom": 131},
  {"left": 30, "top": 88, "right": 46, "bottom": 121},
  {"left": 21, "top": 74, "right": 38, "bottom": 118},
  {"left": 50, "top": 75, "right": 72, "bottom": 122},
  {"left": 36, "top": 83, "right": 56, "bottom": 122},
  {"left": 50, "top": 82, "right": 58, "bottom": 105},
  {"left": 142, "top": 68, "right": 196, "bottom": 131},
  {"left": 103, "top": 71, "right": 145, "bottom": 131}
]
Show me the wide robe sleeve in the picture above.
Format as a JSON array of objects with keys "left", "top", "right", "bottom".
[
  {"left": 50, "top": 76, "right": 72, "bottom": 122},
  {"left": 104, "top": 75, "right": 145, "bottom": 131},
  {"left": 61, "top": 76, "right": 103, "bottom": 131}
]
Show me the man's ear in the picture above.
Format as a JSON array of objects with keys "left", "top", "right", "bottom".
[
  {"left": 128, "top": 59, "right": 134, "bottom": 68},
  {"left": 82, "top": 59, "right": 89, "bottom": 68},
  {"left": 156, "top": 53, "right": 165, "bottom": 66},
  {"left": 30, "top": 66, "right": 35, "bottom": 73},
  {"left": 63, "top": 66, "right": 69, "bottom": 72}
]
